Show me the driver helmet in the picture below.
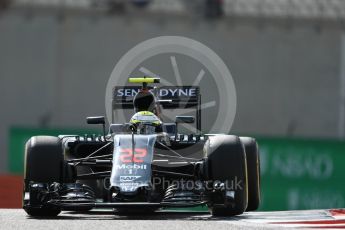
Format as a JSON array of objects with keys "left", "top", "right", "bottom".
[{"left": 130, "top": 111, "right": 162, "bottom": 134}]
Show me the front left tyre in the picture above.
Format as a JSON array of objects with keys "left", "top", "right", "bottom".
[{"left": 204, "top": 135, "right": 248, "bottom": 216}]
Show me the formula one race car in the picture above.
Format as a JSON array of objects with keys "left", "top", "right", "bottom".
[{"left": 23, "top": 77, "right": 260, "bottom": 217}]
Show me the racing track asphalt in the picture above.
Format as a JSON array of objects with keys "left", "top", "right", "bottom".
[{"left": 0, "top": 209, "right": 278, "bottom": 230}]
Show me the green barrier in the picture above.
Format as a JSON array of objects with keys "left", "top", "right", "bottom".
[
  {"left": 8, "top": 127, "right": 345, "bottom": 210},
  {"left": 257, "top": 137, "right": 345, "bottom": 210}
]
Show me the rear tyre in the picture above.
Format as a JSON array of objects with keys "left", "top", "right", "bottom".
[
  {"left": 204, "top": 135, "right": 248, "bottom": 216},
  {"left": 240, "top": 137, "right": 261, "bottom": 211},
  {"left": 23, "top": 136, "right": 64, "bottom": 217}
]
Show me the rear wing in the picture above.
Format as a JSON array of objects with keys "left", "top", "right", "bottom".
[{"left": 112, "top": 86, "right": 201, "bottom": 132}]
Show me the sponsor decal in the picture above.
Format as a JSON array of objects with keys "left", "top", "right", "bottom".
[
  {"left": 120, "top": 176, "right": 141, "bottom": 182},
  {"left": 114, "top": 164, "right": 147, "bottom": 170},
  {"left": 115, "top": 87, "right": 197, "bottom": 98},
  {"left": 119, "top": 182, "right": 141, "bottom": 192}
]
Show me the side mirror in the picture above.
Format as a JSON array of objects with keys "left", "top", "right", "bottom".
[
  {"left": 86, "top": 116, "right": 105, "bottom": 125},
  {"left": 86, "top": 116, "right": 106, "bottom": 140},
  {"left": 175, "top": 116, "right": 195, "bottom": 124}
]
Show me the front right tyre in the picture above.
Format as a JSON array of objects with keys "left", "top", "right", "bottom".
[{"left": 23, "top": 136, "right": 64, "bottom": 217}]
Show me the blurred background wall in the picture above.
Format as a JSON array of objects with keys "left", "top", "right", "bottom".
[{"left": 1, "top": 0, "right": 345, "bottom": 210}]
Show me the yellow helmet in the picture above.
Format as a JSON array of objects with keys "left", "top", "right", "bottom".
[{"left": 130, "top": 111, "right": 162, "bottom": 134}]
